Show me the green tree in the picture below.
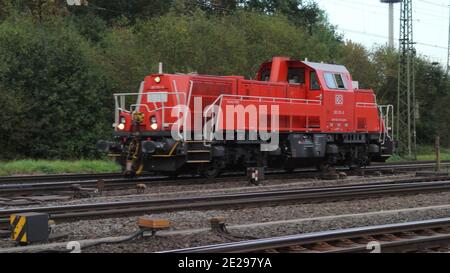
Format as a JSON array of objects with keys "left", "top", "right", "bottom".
[
  {"left": 101, "top": 27, "right": 149, "bottom": 94},
  {"left": 240, "top": 0, "right": 323, "bottom": 29},
  {"left": 338, "top": 41, "right": 376, "bottom": 89},
  {"left": 370, "top": 46, "right": 399, "bottom": 105},
  {"left": 68, "top": 0, "right": 173, "bottom": 25},
  {"left": 414, "top": 59, "right": 448, "bottom": 145},
  {"left": 0, "top": 17, "right": 112, "bottom": 159}
]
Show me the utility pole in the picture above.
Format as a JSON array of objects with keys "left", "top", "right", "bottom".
[
  {"left": 447, "top": 5, "right": 450, "bottom": 75},
  {"left": 389, "top": 2, "right": 394, "bottom": 47},
  {"left": 380, "top": 1, "right": 401, "bottom": 48},
  {"left": 397, "top": 0, "right": 417, "bottom": 158}
]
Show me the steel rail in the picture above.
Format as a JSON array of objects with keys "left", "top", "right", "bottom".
[
  {"left": 0, "top": 160, "right": 447, "bottom": 185},
  {"left": 0, "top": 171, "right": 311, "bottom": 197},
  {"left": 0, "top": 172, "right": 156, "bottom": 184},
  {"left": 163, "top": 217, "right": 450, "bottom": 253},
  {"left": 0, "top": 161, "right": 448, "bottom": 197},
  {"left": 1, "top": 178, "right": 450, "bottom": 229}
]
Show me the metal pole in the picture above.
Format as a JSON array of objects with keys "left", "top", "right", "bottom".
[
  {"left": 389, "top": 3, "right": 394, "bottom": 48},
  {"left": 397, "top": 0, "right": 416, "bottom": 158},
  {"left": 447, "top": 5, "right": 450, "bottom": 75}
]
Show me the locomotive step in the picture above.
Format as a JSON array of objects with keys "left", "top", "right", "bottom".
[
  {"left": 186, "top": 148, "right": 212, "bottom": 161},
  {"left": 187, "top": 150, "right": 211, "bottom": 153},
  {"left": 186, "top": 160, "right": 211, "bottom": 164},
  {"left": 186, "top": 141, "right": 212, "bottom": 152}
]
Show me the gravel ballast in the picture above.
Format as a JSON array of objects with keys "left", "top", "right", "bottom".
[
  {"left": 1, "top": 190, "right": 450, "bottom": 252},
  {"left": 1, "top": 173, "right": 416, "bottom": 209}
]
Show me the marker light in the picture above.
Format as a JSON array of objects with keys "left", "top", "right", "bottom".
[
  {"left": 117, "top": 123, "right": 125, "bottom": 130},
  {"left": 154, "top": 77, "right": 161, "bottom": 83}
]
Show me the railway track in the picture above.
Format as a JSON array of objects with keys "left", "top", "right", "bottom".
[
  {"left": 1, "top": 176, "right": 450, "bottom": 230},
  {"left": 0, "top": 170, "right": 318, "bottom": 197},
  {"left": 0, "top": 172, "right": 146, "bottom": 184},
  {"left": 164, "top": 217, "right": 450, "bottom": 253},
  {"left": 0, "top": 161, "right": 448, "bottom": 197},
  {"left": 0, "top": 160, "right": 447, "bottom": 186}
]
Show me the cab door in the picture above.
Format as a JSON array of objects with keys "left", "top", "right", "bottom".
[
  {"left": 304, "top": 70, "right": 323, "bottom": 130},
  {"left": 307, "top": 70, "right": 322, "bottom": 101},
  {"left": 287, "top": 68, "right": 306, "bottom": 99}
]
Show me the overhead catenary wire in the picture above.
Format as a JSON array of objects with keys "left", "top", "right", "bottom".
[
  {"left": 318, "top": 0, "right": 449, "bottom": 19},
  {"left": 417, "top": 0, "right": 448, "bottom": 8},
  {"left": 340, "top": 28, "right": 447, "bottom": 50},
  {"left": 316, "top": 0, "right": 449, "bottom": 66}
]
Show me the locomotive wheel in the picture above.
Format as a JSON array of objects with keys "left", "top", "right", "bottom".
[
  {"left": 284, "top": 168, "right": 295, "bottom": 173},
  {"left": 124, "top": 170, "right": 137, "bottom": 179},
  {"left": 161, "top": 171, "right": 179, "bottom": 179},
  {"left": 200, "top": 162, "right": 221, "bottom": 179},
  {"left": 317, "top": 163, "right": 330, "bottom": 172},
  {"left": 348, "top": 164, "right": 361, "bottom": 171}
]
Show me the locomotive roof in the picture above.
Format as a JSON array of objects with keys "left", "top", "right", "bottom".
[{"left": 302, "top": 61, "right": 349, "bottom": 74}]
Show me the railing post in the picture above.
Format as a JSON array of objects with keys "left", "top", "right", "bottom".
[{"left": 114, "top": 95, "right": 119, "bottom": 127}]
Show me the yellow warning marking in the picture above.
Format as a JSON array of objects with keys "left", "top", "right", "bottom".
[
  {"left": 9, "top": 215, "right": 16, "bottom": 225},
  {"left": 10, "top": 215, "right": 17, "bottom": 240},
  {"left": 12, "top": 216, "right": 26, "bottom": 241},
  {"left": 136, "top": 164, "right": 144, "bottom": 176},
  {"left": 20, "top": 233, "right": 27, "bottom": 243},
  {"left": 152, "top": 142, "right": 180, "bottom": 158}
]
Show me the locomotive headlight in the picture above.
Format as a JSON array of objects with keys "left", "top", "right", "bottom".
[
  {"left": 117, "top": 123, "right": 125, "bottom": 130},
  {"left": 150, "top": 116, "right": 158, "bottom": 130},
  {"left": 117, "top": 116, "right": 126, "bottom": 130},
  {"left": 154, "top": 76, "right": 161, "bottom": 83}
]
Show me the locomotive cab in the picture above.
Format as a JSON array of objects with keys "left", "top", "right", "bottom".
[{"left": 256, "top": 57, "right": 324, "bottom": 102}]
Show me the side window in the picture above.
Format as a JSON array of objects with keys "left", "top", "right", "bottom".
[
  {"left": 324, "top": 73, "right": 347, "bottom": 90},
  {"left": 324, "top": 73, "right": 337, "bottom": 89},
  {"left": 310, "top": 71, "right": 320, "bottom": 90},
  {"left": 334, "top": 74, "right": 346, "bottom": 89},
  {"left": 288, "top": 68, "right": 305, "bottom": 84}
]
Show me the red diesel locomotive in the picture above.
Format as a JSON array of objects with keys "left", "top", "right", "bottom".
[{"left": 97, "top": 57, "right": 394, "bottom": 178}]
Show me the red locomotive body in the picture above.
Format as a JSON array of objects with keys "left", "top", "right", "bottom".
[{"left": 98, "top": 57, "right": 394, "bottom": 177}]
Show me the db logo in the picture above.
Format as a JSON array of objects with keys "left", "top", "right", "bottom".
[{"left": 335, "top": 95, "right": 344, "bottom": 105}]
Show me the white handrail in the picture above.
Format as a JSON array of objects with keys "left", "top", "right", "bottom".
[
  {"left": 181, "top": 81, "right": 194, "bottom": 140},
  {"left": 114, "top": 92, "right": 186, "bottom": 128},
  {"left": 378, "top": 105, "right": 394, "bottom": 144},
  {"left": 204, "top": 94, "right": 322, "bottom": 117},
  {"left": 203, "top": 94, "right": 323, "bottom": 142},
  {"left": 356, "top": 102, "right": 378, "bottom": 108}
]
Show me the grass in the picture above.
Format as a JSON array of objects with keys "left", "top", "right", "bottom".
[
  {"left": 0, "top": 160, "right": 121, "bottom": 176},
  {"left": 416, "top": 146, "right": 450, "bottom": 161},
  {"left": 0, "top": 145, "right": 448, "bottom": 176},
  {"left": 387, "top": 146, "right": 450, "bottom": 162}
]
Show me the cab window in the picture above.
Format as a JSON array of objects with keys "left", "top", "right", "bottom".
[
  {"left": 324, "top": 72, "right": 347, "bottom": 89},
  {"left": 310, "top": 71, "right": 320, "bottom": 90},
  {"left": 287, "top": 68, "right": 305, "bottom": 84},
  {"left": 335, "top": 74, "right": 346, "bottom": 89},
  {"left": 324, "top": 73, "right": 337, "bottom": 89},
  {"left": 260, "top": 69, "right": 271, "bottom": 81}
]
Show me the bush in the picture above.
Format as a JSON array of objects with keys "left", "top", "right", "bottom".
[{"left": 0, "top": 16, "right": 113, "bottom": 159}]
